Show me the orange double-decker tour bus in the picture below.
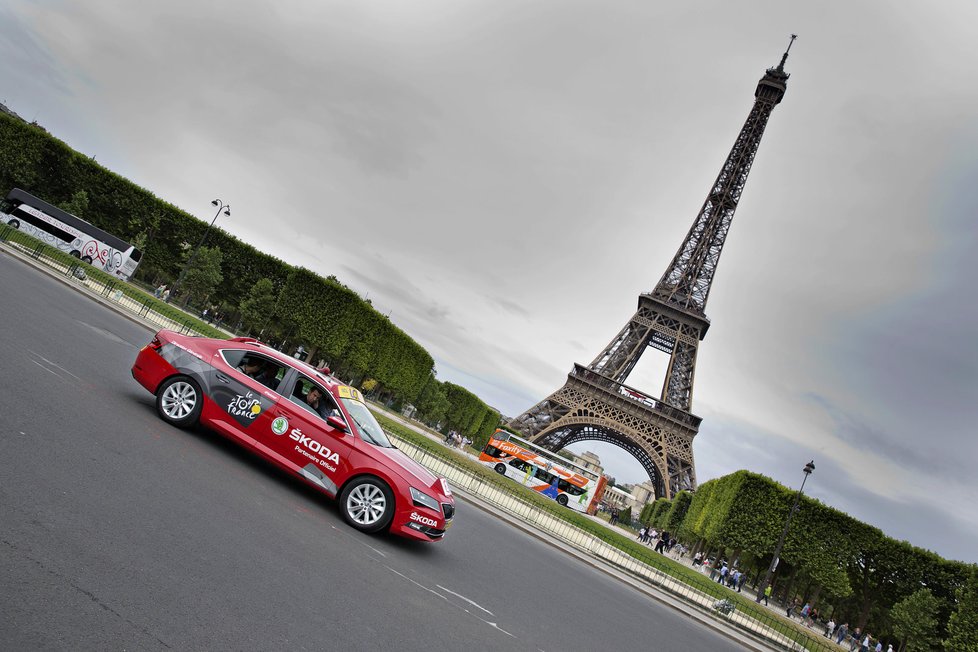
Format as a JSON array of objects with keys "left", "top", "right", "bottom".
[{"left": 479, "top": 430, "right": 606, "bottom": 514}]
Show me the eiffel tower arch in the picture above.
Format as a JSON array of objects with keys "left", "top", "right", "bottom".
[{"left": 510, "top": 39, "right": 796, "bottom": 500}]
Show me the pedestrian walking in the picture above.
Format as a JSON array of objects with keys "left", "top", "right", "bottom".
[
  {"left": 762, "top": 584, "right": 772, "bottom": 605},
  {"left": 835, "top": 623, "right": 849, "bottom": 645},
  {"left": 787, "top": 599, "right": 799, "bottom": 619},
  {"left": 825, "top": 619, "right": 835, "bottom": 638},
  {"left": 860, "top": 633, "right": 871, "bottom": 652}
]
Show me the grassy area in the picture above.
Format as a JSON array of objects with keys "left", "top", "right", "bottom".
[
  {"left": 374, "top": 410, "right": 839, "bottom": 652},
  {"left": 0, "top": 227, "right": 226, "bottom": 338}
]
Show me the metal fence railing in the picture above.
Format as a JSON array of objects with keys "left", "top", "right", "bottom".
[
  {"left": 0, "top": 225, "right": 223, "bottom": 338},
  {"left": 385, "top": 430, "right": 846, "bottom": 652}
]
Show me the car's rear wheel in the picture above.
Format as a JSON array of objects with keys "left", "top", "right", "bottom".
[
  {"left": 10, "top": 219, "right": 20, "bottom": 229},
  {"left": 81, "top": 255, "right": 93, "bottom": 264},
  {"left": 156, "top": 376, "right": 203, "bottom": 428},
  {"left": 339, "top": 477, "right": 395, "bottom": 534},
  {"left": 557, "top": 494, "right": 569, "bottom": 507},
  {"left": 494, "top": 463, "right": 506, "bottom": 474}
]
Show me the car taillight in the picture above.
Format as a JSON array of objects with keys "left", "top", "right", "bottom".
[{"left": 148, "top": 336, "right": 162, "bottom": 351}]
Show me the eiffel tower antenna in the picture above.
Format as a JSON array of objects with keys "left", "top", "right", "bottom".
[
  {"left": 510, "top": 43, "right": 795, "bottom": 500},
  {"left": 778, "top": 34, "right": 797, "bottom": 71}
]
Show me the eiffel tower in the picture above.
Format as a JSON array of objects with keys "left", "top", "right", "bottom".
[{"left": 510, "top": 38, "right": 796, "bottom": 500}]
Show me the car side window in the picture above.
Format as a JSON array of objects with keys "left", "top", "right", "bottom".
[
  {"left": 289, "top": 376, "right": 342, "bottom": 423},
  {"left": 222, "top": 349, "right": 285, "bottom": 391},
  {"left": 222, "top": 350, "right": 246, "bottom": 368}
]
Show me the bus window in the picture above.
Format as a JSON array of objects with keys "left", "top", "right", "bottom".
[
  {"left": 483, "top": 444, "right": 506, "bottom": 459},
  {"left": 558, "top": 479, "right": 586, "bottom": 496},
  {"left": 534, "top": 467, "right": 556, "bottom": 484},
  {"left": 508, "top": 459, "right": 530, "bottom": 472},
  {"left": 11, "top": 207, "right": 76, "bottom": 242}
]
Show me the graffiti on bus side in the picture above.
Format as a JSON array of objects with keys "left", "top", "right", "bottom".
[{"left": 81, "top": 240, "right": 108, "bottom": 264}]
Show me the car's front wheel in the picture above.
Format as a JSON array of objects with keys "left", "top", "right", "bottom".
[
  {"left": 340, "top": 476, "right": 395, "bottom": 534},
  {"left": 557, "top": 494, "right": 569, "bottom": 507},
  {"left": 494, "top": 463, "right": 506, "bottom": 474},
  {"left": 9, "top": 219, "right": 20, "bottom": 229},
  {"left": 156, "top": 376, "right": 203, "bottom": 428}
]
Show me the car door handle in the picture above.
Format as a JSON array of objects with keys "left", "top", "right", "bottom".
[{"left": 215, "top": 373, "right": 231, "bottom": 384}]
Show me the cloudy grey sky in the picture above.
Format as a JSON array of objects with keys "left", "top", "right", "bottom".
[{"left": 3, "top": 1, "right": 976, "bottom": 563}]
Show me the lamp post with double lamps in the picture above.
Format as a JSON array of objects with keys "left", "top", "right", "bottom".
[
  {"left": 169, "top": 199, "right": 230, "bottom": 303},
  {"left": 756, "top": 460, "right": 815, "bottom": 602}
]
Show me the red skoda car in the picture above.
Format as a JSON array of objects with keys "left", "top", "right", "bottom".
[{"left": 132, "top": 330, "right": 455, "bottom": 541}]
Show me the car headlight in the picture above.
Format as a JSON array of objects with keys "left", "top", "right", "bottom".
[{"left": 410, "top": 487, "right": 441, "bottom": 512}]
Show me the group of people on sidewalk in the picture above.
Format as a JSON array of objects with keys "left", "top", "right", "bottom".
[
  {"left": 695, "top": 554, "right": 749, "bottom": 593},
  {"left": 635, "top": 526, "right": 682, "bottom": 555},
  {"left": 444, "top": 429, "right": 471, "bottom": 450},
  {"left": 785, "top": 600, "right": 892, "bottom": 651}
]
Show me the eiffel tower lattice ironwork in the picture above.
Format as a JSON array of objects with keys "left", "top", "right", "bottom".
[{"left": 510, "top": 39, "right": 796, "bottom": 500}]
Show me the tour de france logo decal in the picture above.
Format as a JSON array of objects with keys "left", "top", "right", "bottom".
[
  {"left": 228, "top": 392, "right": 263, "bottom": 421},
  {"left": 271, "top": 416, "right": 289, "bottom": 436}
]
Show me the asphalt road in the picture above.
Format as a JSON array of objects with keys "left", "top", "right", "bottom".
[{"left": 0, "top": 252, "right": 745, "bottom": 651}]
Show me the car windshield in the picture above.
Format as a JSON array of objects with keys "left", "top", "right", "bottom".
[{"left": 340, "top": 398, "right": 394, "bottom": 448}]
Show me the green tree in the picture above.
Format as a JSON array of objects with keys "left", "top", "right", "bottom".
[
  {"left": 414, "top": 377, "right": 450, "bottom": 426},
  {"left": 618, "top": 506, "right": 633, "bottom": 526},
  {"left": 239, "top": 277, "right": 276, "bottom": 334},
  {"left": 472, "top": 409, "right": 500, "bottom": 451},
  {"left": 665, "top": 491, "right": 693, "bottom": 534},
  {"left": 181, "top": 245, "right": 223, "bottom": 306},
  {"left": 945, "top": 570, "right": 978, "bottom": 652},
  {"left": 58, "top": 189, "right": 89, "bottom": 217},
  {"left": 891, "top": 588, "right": 940, "bottom": 651}
]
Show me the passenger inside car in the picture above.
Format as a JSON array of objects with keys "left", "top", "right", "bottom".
[
  {"left": 238, "top": 356, "right": 281, "bottom": 390},
  {"left": 291, "top": 378, "right": 341, "bottom": 421}
]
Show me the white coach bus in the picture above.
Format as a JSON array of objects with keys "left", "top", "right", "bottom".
[{"left": 1, "top": 188, "right": 142, "bottom": 280}]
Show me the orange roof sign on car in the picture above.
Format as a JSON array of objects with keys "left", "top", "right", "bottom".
[{"left": 337, "top": 385, "right": 365, "bottom": 403}]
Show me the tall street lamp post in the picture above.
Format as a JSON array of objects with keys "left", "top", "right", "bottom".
[
  {"left": 756, "top": 460, "right": 815, "bottom": 602},
  {"left": 169, "top": 199, "right": 230, "bottom": 302}
]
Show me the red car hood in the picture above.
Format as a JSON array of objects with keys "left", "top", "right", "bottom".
[{"left": 373, "top": 446, "right": 446, "bottom": 496}]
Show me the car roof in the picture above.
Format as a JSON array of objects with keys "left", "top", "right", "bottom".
[{"left": 166, "top": 331, "right": 338, "bottom": 388}]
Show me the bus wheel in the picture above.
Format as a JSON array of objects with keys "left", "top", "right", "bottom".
[
  {"left": 9, "top": 219, "right": 19, "bottom": 229},
  {"left": 69, "top": 250, "right": 81, "bottom": 258},
  {"left": 81, "top": 255, "right": 93, "bottom": 264},
  {"left": 156, "top": 375, "right": 203, "bottom": 428},
  {"left": 340, "top": 476, "right": 395, "bottom": 534},
  {"left": 557, "top": 494, "right": 569, "bottom": 507},
  {"left": 494, "top": 463, "right": 507, "bottom": 474}
]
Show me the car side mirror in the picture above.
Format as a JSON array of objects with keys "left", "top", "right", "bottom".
[{"left": 327, "top": 416, "right": 349, "bottom": 433}]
